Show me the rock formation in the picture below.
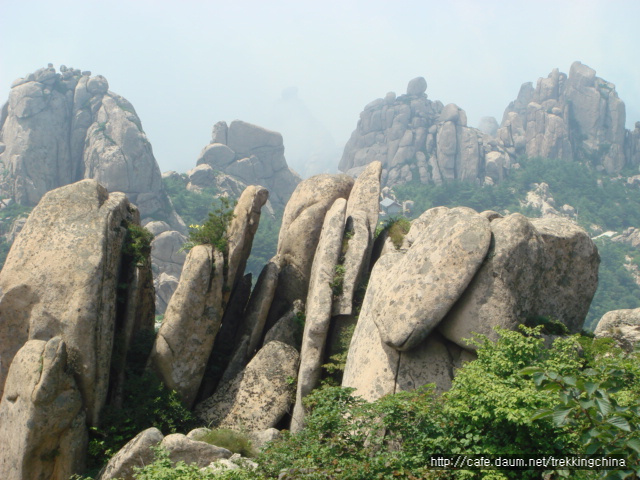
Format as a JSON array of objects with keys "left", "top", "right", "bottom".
[
  {"left": 340, "top": 63, "right": 640, "bottom": 188},
  {"left": 0, "top": 65, "right": 183, "bottom": 230},
  {"left": 498, "top": 61, "right": 628, "bottom": 174},
  {"left": 291, "top": 198, "right": 347, "bottom": 431},
  {"left": 148, "top": 245, "right": 225, "bottom": 408},
  {"left": 594, "top": 308, "right": 640, "bottom": 352},
  {"left": 0, "top": 179, "right": 154, "bottom": 425},
  {"left": 339, "top": 77, "right": 511, "bottom": 186},
  {"left": 195, "top": 341, "right": 299, "bottom": 430},
  {"left": 191, "top": 120, "right": 301, "bottom": 209},
  {"left": 343, "top": 206, "right": 599, "bottom": 401},
  {"left": 0, "top": 337, "right": 86, "bottom": 480}
]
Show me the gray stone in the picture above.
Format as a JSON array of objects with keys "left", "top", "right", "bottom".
[
  {"left": 407, "top": 77, "right": 427, "bottom": 96},
  {"left": 161, "top": 434, "right": 232, "bottom": 467},
  {"left": 291, "top": 198, "right": 347, "bottom": 432},
  {"left": 148, "top": 245, "right": 225, "bottom": 407},
  {"left": 97, "top": 428, "right": 163, "bottom": 480},
  {"left": 0, "top": 338, "right": 86, "bottom": 480},
  {"left": 371, "top": 207, "right": 491, "bottom": 351},
  {"left": 594, "top": 308, "right": 640, "bottom": 352},
  {"left": 195, "top": 341, "right": 299, "bottom": 431}
]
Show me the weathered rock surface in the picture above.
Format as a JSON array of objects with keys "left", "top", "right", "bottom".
[
  {"left": 160, "top": 434, "right": 232, "bottom": 467},
  {"left": 272, "top": 174, "right": 354, "bottom": 308},
  {"left": 0, "top": 179, "right": 150, "bottom": 425},
  {"left": 438, "top": 214, "right": 599, "bottom": 347},
  {"left": 499, "top": 61, "right": 630, "bottom": 174},
  {"left": 594, "top": 308, "right": 640, "bottom": 352},
  {"left": 150, "top": 230, "right": 187, "bottom": 313},
  {"left": 342, "top": 253, "right": 456, "bottom": 401},
  {"left": 0, "top": 65, "right": 182, "bottom": 230},
  {"left": 291, "top": 198, "right": 347, "bottom": 432},
  {"left": 0, "top": 337, "right": 86, "bottom": 480},
  {"left": 339, "top": 78, "right": 511, "bottom": 187},
  {"left": 97, "top": 428, "right": 163, "bottom": 480},
  {"left": 371, "top": 207, "right": 491, "bottom": 351},
  {"left": 195, "top": 341, "right": 299, "bottom": 431},
  {"left": 226, "top": 185, "right": 269, "bottom": 294},
  {"left": 194, "top": 120, "right": 301, "bottom": 209},
  {"left": 148, "top": 245, "right": 224, "bottom": 407},
  {"left": 340, "top": 63, "right": 639, "bottom": 188},
  {"left": 335, "top": 161, "right": 382, "bottom": 315}
]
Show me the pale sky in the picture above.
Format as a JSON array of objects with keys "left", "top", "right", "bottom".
[{"left": 1, "top": 0, "right": 639, "bottom": 176}]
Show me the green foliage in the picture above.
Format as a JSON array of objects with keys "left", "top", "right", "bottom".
[
  {"left": 191, "top": 429, "right": 256, "bottom": 457},
  {"left": 321, "top": 323, "right": 355, "bottom": 385},
  {"left": 524, "top": 315, "right": 570, "bottom": 335},
  {"left": 377, "top": 216, "right": 411, "bottom": 249},
  {"left": 87, "top": 330, "right": 197, "bottom": 472},
  {"left": 181, "top": 197, "right": 235, "bottom": 254},
  {"left": 523, "top": 348, "right": 640, "bottom": 479},
  {"left": 122, "top": 223, "right": 154, "bottom": 267},
  {"left": 329, "top": 264, "right": 346, "bottom": 297}
]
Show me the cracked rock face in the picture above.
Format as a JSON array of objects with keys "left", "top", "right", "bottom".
[{"left": 0, "top": 179, "right": 151, "bottom": 426}]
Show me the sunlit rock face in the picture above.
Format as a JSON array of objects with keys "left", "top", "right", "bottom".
[{"left": 0, "top": 65, "right": 184, "bottom": 231}]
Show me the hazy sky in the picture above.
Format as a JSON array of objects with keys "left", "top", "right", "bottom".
[{"left": 1, "top": 0, "right": 639, "bottom": 175}]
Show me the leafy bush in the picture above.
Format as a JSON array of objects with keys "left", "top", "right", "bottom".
[
  {"left": 181, "top": 197, "right": 235, "bottom": 254},
  {"left": 122, "top": 222, "right": 154, "bottom": 267}
]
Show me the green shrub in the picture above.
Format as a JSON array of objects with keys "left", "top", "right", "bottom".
[
  {"left": 122, "top": 223, "right": 154, "bottom": 267},
  {"left": 181, "top": 197, "right": 235, "bottom": 254}
]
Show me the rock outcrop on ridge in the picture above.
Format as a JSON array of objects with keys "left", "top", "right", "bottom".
[
  {"left": 594, "top": 308, "right": 640, "bottom": 352},
  {"left": 188, "top": 120, "right": 301, "bottom": 210},
  {"left": 339, "top": 76, "right": 511, "bottom": 187},
  {"left": 0, "top": 65, "right": 183, "bottom": 230},
  {"left": 340, "top": 62, "right": 640, "bottom": 187}
]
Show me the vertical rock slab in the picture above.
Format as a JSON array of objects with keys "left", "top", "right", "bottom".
[
  {"left": 291, "top": 198, "right": 347, "bottom": 432},
  {"left": 0, "top": 179, "right": 138, "bottom": 425},
  {"left": 195, "top": 341, "right": 299, "bottom": 431},
  {"left": 371, "top": 207, "right": 491, "bottom": 351},
  {"left": 226, "top": 185, "right": 269, "bottom": 296},
  {"left": 148, "top": 245, "right": 224, "bottom": 408},
  {"left": 0, "top": 337, "right": 86, "bottom": 480},
  {"left": 273, "top": 174, "right": 354, "bottom": 308},
  {"left": 335, "top": 161, "right": 382, "bottom": 315}
]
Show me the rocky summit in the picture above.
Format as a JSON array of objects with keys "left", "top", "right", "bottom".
[
  {"left": 341, "top": 62, "right": 640, "bottom": 187},
  {"left": 0, "top": 65, "right": 183, "bottom": 230}
]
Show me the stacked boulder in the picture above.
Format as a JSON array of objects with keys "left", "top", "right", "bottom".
[
  {"left": 339, "top": 77, "right": 511, "bottom": 186},
  {"left": 343, "top": 207, "right": 599, "bottom": 401},
  {"left": 188, "top": 120, "right": 301, "bottom": 210}
]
